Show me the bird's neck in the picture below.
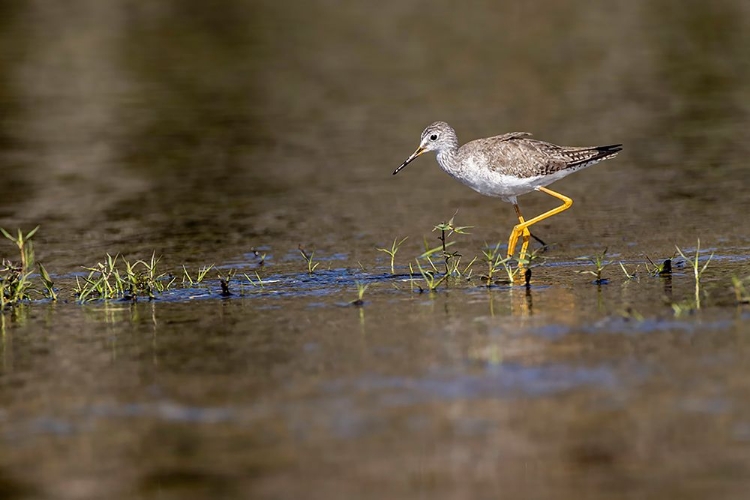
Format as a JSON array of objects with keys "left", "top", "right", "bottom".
[{"left": 436, "top": 147, "right": 460, "bottom": 174}]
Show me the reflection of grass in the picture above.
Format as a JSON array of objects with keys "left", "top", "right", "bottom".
[
  {"left": 620, "top": 306, "right": 644, "bottom": 322},
  {"left": 671, "top": 300, "right": 694, "bottom": 317},
  {"left": 731, "top": 276, "right": 749, "bottom": 304}
]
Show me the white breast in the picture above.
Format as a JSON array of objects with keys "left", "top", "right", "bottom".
[{"left": 440, "top": 156, "right": 576, "bottom": 203}]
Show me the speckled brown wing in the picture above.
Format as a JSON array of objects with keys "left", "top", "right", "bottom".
[
  {"left": 458, "top": 133, "right": 541, "bottom": 178},
  {"left": 480, "top": 137, "right": 622, "bottom": 178}
]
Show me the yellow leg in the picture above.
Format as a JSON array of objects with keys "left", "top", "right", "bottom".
[
  {"left": 507, "top": 204, "right": 531, "bottom": 261},
  {"left": 506, "top": 186, "right": 573, "bottom": 262}
]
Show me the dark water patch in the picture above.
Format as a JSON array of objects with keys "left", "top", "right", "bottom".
[
  {"left": 0, "top": 468, "right": 34, "bottom": 500},
  {"left": 138, "top": 468, "right": 237, "bottom": 499}
]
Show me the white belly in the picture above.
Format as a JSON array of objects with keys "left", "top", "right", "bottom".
[{"left": 445, "top": 159, "right": 573, "bottom": 203}]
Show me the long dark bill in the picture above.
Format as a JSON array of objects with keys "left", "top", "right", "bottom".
[{"left": 393, "top": 147, "right": 426, "bottom": 175}]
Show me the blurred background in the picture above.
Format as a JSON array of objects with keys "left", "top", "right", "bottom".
[
  {"left": 1, "top": 0, "right": 748, "bottom": 269},
  {"left": 2, "top": 2, "right": 750, "bottom": 499}
]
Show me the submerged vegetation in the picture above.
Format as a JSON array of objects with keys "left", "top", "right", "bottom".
[
  {"left": 377, "top": 236, "right": 408, "bottom": 275},
  {"left": 577, "top": 247, "right": 612, "bottom": 285},
  {"left": 433, "top": 215, "right": 472, "bottom": 276},
  {"left": 183, "top": 264, "right": 214, "bottom": 286},
  {"left": 0, "top": 224, "right": 746, "bottom": 318},
  {"left": 672, "top": 239, "right": 714, "bottom": 314},
  {"left": 351, "top": 281, "right": 369, "bottom": 306},
  {"left": 414, "top": 258, "right": 449, "bottom": 292},
  {"left": 75, "top": 252, "right": 174, "bottom": 303},
  {"left": 298, "top": 245, "right": 320, "bottom": 274},
  {"left": 481, "top": 242, "right": 516, "bottom": 286},
  {"left": 1, "top": 227, "right": 39, "bottom": 308}
]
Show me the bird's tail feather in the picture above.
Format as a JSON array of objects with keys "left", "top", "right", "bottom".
[{"left": 568, "top": 144, "right": 622, "bottom": 168}]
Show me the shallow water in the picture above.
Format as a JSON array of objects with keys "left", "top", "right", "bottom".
[{"left": 2, "top": 1, "right": 750, "bottom": 499}]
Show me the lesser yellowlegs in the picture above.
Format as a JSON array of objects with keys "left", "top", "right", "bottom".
[{"left": 394, "top": 121, "right": 621, "bottom": 263}]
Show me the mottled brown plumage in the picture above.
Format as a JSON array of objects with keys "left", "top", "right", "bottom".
[{"left": 468, "top": 133, "right": 621, "bottom": 178}]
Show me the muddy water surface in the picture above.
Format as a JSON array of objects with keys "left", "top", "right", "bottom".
[{"left": 2, "top": 1, "right": 750, "bottom": 499}]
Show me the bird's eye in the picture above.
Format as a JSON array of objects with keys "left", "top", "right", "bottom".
[{"left": 430, "top": 134, "right": 438, "bottom": 141}]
